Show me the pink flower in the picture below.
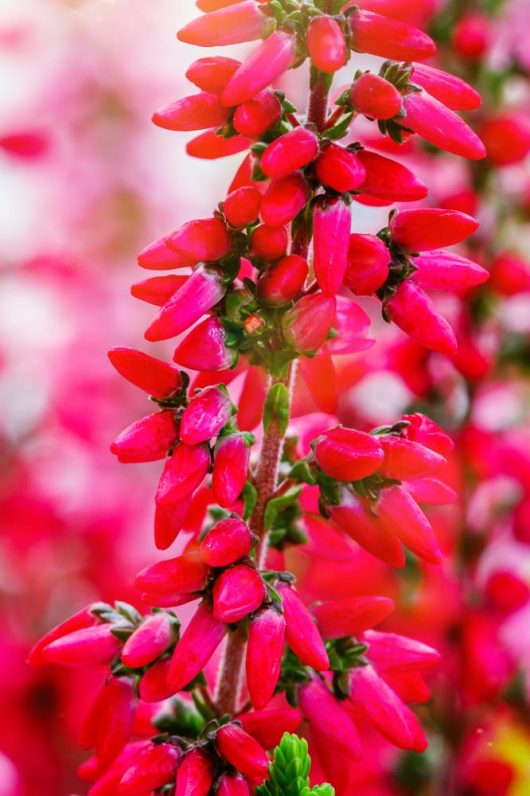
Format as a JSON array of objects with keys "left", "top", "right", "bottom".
[
  {"left": 121, "top": 613, "right": 176, "bottom": 668},
  {"left": 180, "top": 386, "right": 233, "bottom": 446},
  {"left": 351, "top": 72, "right": 402, "bottom": 119},
  {"left": 110, "top": 411, "right": 178, "bottom": 463},
  {"left": 315, "top": 143, "right": 366, "bottom": 194},
  {"left": 118, "top": 742, "right": 181, "bottom": 796},
  {"left": 108, "top": 348, "right": 182, "bottom": 400},
  {"left": 144, "top": 267, "right": 226, "bottom": 341},
  {"left": 38, "top": 624, "right": 121, "bottom": 667},
  {"left": 260, "top": 127, "right": 320, "bottom": 180},
  {"left": 314, "top": 426, "right": 384, "bottom": 481},
  {"left": 233, "top": 90, "right": 282, "bottom": 137},
  {"left": 134, "top": 550, "right": 208, "bottom": 596},
  {"left": 356, "top": 150, "right": 428, "bottom": 203},
  {"left": 257, "top": 255, "right": 308, "bottom": 306},
  {"left": 80, "top": 676, "right": 136, "bottom": 768},
  {"left": 175, "top": 749, "right": 214, "bottom": 796},
  {"left": 277, "top": 582, "right": 329, "bottom": 670},
  {"left": 312, "top": 196, "right": 351, "bottom": 295},
  {"left": 260, "top": 172, "right": 311, "bottom": 227},
  {"left": 411, "top": 62, "right": 482, "bottom": 110},
  {"left": 306, "top": 16, "right": 347, "bottom": 73},
  {"left": 299, "top": 675, "right": 361, "bottom": 758},
  {"left": 385, "top": 280, "right": 458, "bottom": 356},
  {"left": 282, "top": 293, "right": 336, "bottom": 355},
  {"left": 344, "top": 233, "right": 390, "bottom": 295},
  {"left": 212, "top": 431, "right": 252, "bottom": 507},
  {"left": 152, "top": 92, "right": 229, "bottom": 131},
  {"left": 155, "top": 444, "right": 211, "bottom": 506},
  {"left": 199, "top": 517, "right": 253, "bottom": 567},
  {"left": 348, "top": 9, "right": 436, "bottom": 60},
  {"left": 221, "top": 31, "right": 296, "bottom": 106},
  {"left": 216, "top": 724, "right": 269, "bottom": 784},
  {"left": 212, "top": 565, "right": 266, "bottom": 622},
  {"left": 167, "top": 217, "right": 231, "bottom": 263},
  {"left": 402, "top": 90, "right": 486, "bottom": 159},
  {"left": 168, "top": 601, "right": 227, "bottom": 691},
  {"left": 173, "top": 317, "right": 237, "bottom": 372},
  {"left": 186, "top": 56, "right": 241, "bottom": 95},
  {"left": 246, "top": 608, "right": 286, "bottom": 710},
  {"left": 389, "top": 208, "right": 479, "bottom": 251},
  {"left": 178, "top": 2, "right": 274, "bottom": 47},
  {"left": 313, "top": 596, "right": 394, "bottom": 639}
]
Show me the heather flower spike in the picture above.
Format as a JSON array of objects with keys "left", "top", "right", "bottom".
[{"left": 33, "top": 3, "right": 497, "bottom": 793}]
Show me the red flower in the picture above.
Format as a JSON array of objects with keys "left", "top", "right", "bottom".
[
  {"left": 167, "top": 217, "right": 231, "bottom": 263},
  {"left": 108, "top": 347, "right": 182, "bottom": 399},
  {"left": 121, "top": 613, "right": 176, "bottom": 668},
  {"left": 282, "top": 293, "right": 336, "bottom": 355},
  {"left": 168, "top": 601, "right": 227, "bottom": 691},
  {"left": 313, "top": 196, "right": 351, "bottom": 295},
  {"left": 389, "top": 208, "right": 479, "bottom": 251},
  {"left": 261, "top": 127, "right": 320, "bottom": 179},
  {"left": 344, "top": 233, "right": 390, "bottom": 295},
  {"left": 385, "top": 279, "right": 458, "bottom": 356},
  {"left": 213, "top": 565, "right": 266, "bottom": 622},
  {"left": 348, "top": 9, "right": 436, "bottom": 61},
  {"left": 224, "top": 186, "right": 262, "bottom": 228},
  {"left": 314, "top": 426, "right": 384, "bottom": 481},
  {"left": 306, "top": 16, "right": 347, "bottom": 73},
  {"left": 155, "top": 444, "right": 211, "bottom": 506},
  {"left": 180, "top": 386, "right": 233, "bottom": 446},
  {"left": 110, "top": 411, "right": 178, "bottom": 463},
  {"left": 351, "top": 72, "right": 402, "bottom": 119},
  {"left": 212, "top": 432, "right": 252, "bottom": 507},
  {"left": 233, "top": 90, "right": 282, "bottom": 137},
  {"left": 199, "top": 517, "right": 253, "bottom": 567},
  {"left": 313, "top": 596, "right": 394, "bottom": 639},
  {"left": 134, "top": 550, "right": 208, "bottom": 596},
  {"left": 152, "top": 92, "right": 229, "bottom": 131},
  {"left": 216, "top": 724, "right": 269, "bottom": 784},
  {"left": 246, "top": 608, "right": 286, "bottom": 710},
  {"left": 257, "top": 254, "right": 308, "bottom": 306},
  {"left": 174, "top": 749, "right": 214, "bottom": 796},
  {"left": 186, "top": 56, "right": 241, "bottom": 95},
  {"left": 277, "top": 582, "right": 329, "bottom": 670},
  {"left": 178, "top": 2, "right": 273, "bottom": 47},
  {"left": 173, "top": 317, "right": 237, "bottom": 372},
  {"left": 260, "top": 172, "right": 310, "bottom": 227},
  {"left": 315, "top": 143, "right": 366, "bottom": 193}
]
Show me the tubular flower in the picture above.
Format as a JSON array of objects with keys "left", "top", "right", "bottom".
[
  {"left": 212, "top": 564, "right": 266, "bottom": 622},
  {"left": 347, "top": 9, "right": 436, "bottom": 61},
  {"left": 350, "top": 72, "right": 402, "bottom": 119},
  {"left": 110, "top": 411, "right": 178, "bottom": 463},
  {"left": 177, "top": 2, "right": 274, "bottom": 48},
  {"left": 221, "top": 31, "right": 297, "bottom": 107},
  {"left": 212, "top": 431, "right": 252, "bottom": 506},
  {"left": 216, "top": 724, "right": 269, "bottom": 784},
  {"left": 277, "top": 582, "right": 329, "bottom": 671},
  {"left": 260, "top": 126, "right": 319, "bottom": 179},
  {"left": 306, "top": 16, "right": 347, "bottom": 73},
  {"left": 314, "top": 426, "right": 384, "bottom": 481},
  {"left": 246, "top": 608, "right": 286, "bottom": 710},
  {"left": 199, "top": 517, "right": 253, "bottom": 567},
  {"left": 312, "top": 195, "right": 351, "bottom": 295},
  {"left": 344, "top": 232, "right": 390, "bottom": 295},
  {"left": 180, "top": 386, "right": 233, "bottom": 446},
  {"left": 315, "top": 143, "right": 366, "bottom": 193},
  {"left": 168, "top": 601, "right": 227, "bottom": 691}
]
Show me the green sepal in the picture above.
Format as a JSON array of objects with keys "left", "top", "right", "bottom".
[
  {"left": 288, "top": 458, "right": 317, "bottom": 485},
  {"left": 242, "top": 481, "right": 258, "bottom": 521},
  {"left": 264, "top": 486, "right": 302, "bottom": 532}
]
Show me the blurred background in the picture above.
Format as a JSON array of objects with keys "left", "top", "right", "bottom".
[{"left": 2, "top": 0, "right": 530, "bottom": 794}]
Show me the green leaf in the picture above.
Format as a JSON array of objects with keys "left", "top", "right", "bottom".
[
  {"left": 264, "top": 486, "right": 302, "bottom": 532},
  {"left": 242, "top": 481, "right": 258, "bottom": 521},
  {"left": 256, "top": 733, "right": 335, "bottom": 796},
  {"left": 263, "top": 382, "right": 290, "bottom": 436}
]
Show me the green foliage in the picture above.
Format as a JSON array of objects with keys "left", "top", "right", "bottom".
[
  {"left": 263, "top": 382, "right": 291, "bottom": 436},
  {"left": 256, "top": 733, "right": 335, "bottom": 796}
]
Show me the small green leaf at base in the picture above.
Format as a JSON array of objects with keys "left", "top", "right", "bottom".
[{"left": 256, "top": 733, "right": 335, "bottom": 796}]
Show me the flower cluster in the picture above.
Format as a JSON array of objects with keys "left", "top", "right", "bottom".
[{"left": 27, "top": 0, "right": 508, "bottom": 793}]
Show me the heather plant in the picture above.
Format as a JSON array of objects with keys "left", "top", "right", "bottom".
[{"left": 27, "top": 1, "right": 518, "bottom": 793}]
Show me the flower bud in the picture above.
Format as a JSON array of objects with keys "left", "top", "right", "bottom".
[
  {"left": 402, "top": 91, "right": 486, "bottom": 160},
  {"left": 452, "top": 13, "right": 489, "bottom": 61},
  {"left": 282, "top": 293, "right": 336, "bottom": 355},
  {"left": 199, "top": 517, "right": 252, "bottom": 566},
  {"left": 411, "top": 62, "right": 481, "bottom": 110},
  {"left": 110, "top": 411, "right": 178, "bottom": 463},
  {"left": 28, "top": 604, "right": 100, "bottom": 665},
  {"left": 221, "top": 31, "right": 296, "bottom": 107},
  {"left": 168, "top": 601, "right": 227, "bottom": 691},
  {"left": 257, "top": 255, "right": 308, "bottom": 306},
  {"left": 480, "top": 113, "right": 530, "bottom": 167},
  {"left": 485, "top": 571, "right": 530, "bottom": 613},
  {"left": 378, "top": 435, "right": 446, "bottom": 480},
  {"left": 313, "top": 595, "right": 394, "bottom": 638},
  {"left": 314, "top": 426, "right": 384, "bottom": 481},
  {"left": 108, "top": 348, "right": 182, "bottom": 400},
  {"left": 186, "top": 56, "right": 241, "bottom": 95},
  {"left": 404, "top": 477, "right": 457, "bottom": 506},
  {"left": 153, "top": 92, "right": 229, "bottom": 131},
  {"left": 344, "top": 233, "right": 390, "bottom": 295},
  {"left": 348, "top": 9, "right": 436, "bottom": 61},
  {"left": 348, "top": 664, "right": 427, "bottom": 751},
  {"left": 121, "top": 613, "right": 176, "bottom": 668},
  {"left": 154, "top": 499, "right": 192, "bottom": 551},
  {"left": 261, "top": 127, "right": 319, "bottom": 180},
  {"left": 299, "top": 676, "right": 361, "bottom": 758},
  {"left": 134, "top": 551, "right": 208, "bottom": 596},
  {"left": 238, "top": 366, "right": 268, "bottom": 431},
  {"left": 306, "top": 16, "right": 347, "bottom": 73},
  {"left": 180, "top": 386, "right": 233, "bottom": 446},
  {"left": 246, "top": 608, "right": 286, "bottom": 710},
  {"left": 490, "top": 251, "right": 530, "bottom": 296},
  {"left": 385, "top": 280, "right": 457, "bottom": 356},
  {"left": 314, "top": 143, "right": 366, "bottom": 193},
  {"left": 329, "top": 491, "right": 406, "bottom": 567},
  {"left": 233, "top": 90, "right": 282, "bottom": 137},
  {"left": 356, "top": 150, "right": 427, "bottom": 202},
  {"left": 390, "top": 208, "right": 479, "bottom": 251},
  {"left": 401, "top": 413, "right": 454, "bottom": 457},
  {"left": 260, "top": 172, "right": 310, "bottom": 227},
  {"left": 83, "top": 677, "right": 136, "bottom": 768},
  {"left": 131, "top": 275, "right": 186, "bottom": 306},
  {"left": 156, "top": 444, "right": 210, "bottom": 506},
  {"left": 376, "top": 484, "right": 442, "bottom": 564},
  {"left": 277, "top": 583, "right": 329, "bottom": 670},
  {"left": 224, "top": 186, "right": 262, "bottom": 228},
  {"left": 137, "top": 235, "right": 195, "bottom": 270},
  {"left": 313, "top": 196, "right": 351, "bottom": 295},
  {"left": 187, "top": 129, "right": 250, "bottom": 159},
  {"left": 363, "top": 629, "right": 441, "bottom": 672},
  {"left": 213, "top": 565, "right": 265, "bottom": 623},
  {"left": 119, "top": 742, "right": 180, "bottom": 796},
  {"left": 173, "top": 317, "right": 237, "bottom": 372},
  {"left": 177, "top": 2, "right": 273, "bottom": 47},
  {"left": 218, "top": 774, "right": 251, "bottom": 796},
  {"left": 238, "top": 707, "right": 302, "bottom": 750},
  {"left": 351, "top": 72, "right": 402, "bottom": 119},
  {"left": 175, "top": 749, "right": 214, "bottom": 796},
  {"left": 167, "top": 217, "right": 231, "bottom": 263},
  {"left": 412, "top": 250, "right": 489, "bottom": 291},
  {"left": 212, "top": 432, "right": 251, "bottom": 507},
  {"left": 216, "top": 724, "right": 269, "bottom": 784},
  {"left": 39, "top": 624, "right": 121, "bottom": 667},
  {"left": 139, "top": 658, "right": 173, "bottom": 703},
  {"left": 250, "top": 224, "right": 288, "bottom": 260}
]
